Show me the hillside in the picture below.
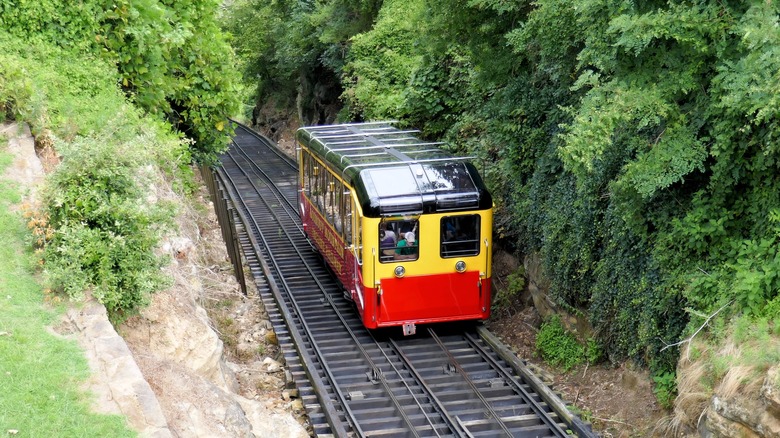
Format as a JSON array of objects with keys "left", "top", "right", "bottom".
[{"left": 2, "top": 0, "right": 780, "bottom": 436}]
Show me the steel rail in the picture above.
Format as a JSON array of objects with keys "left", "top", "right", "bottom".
[
  {"left": 221, "top": 144, "right": 367, "bottom": 435},
  {"left": 388, "top": 337, "right": 468, "bottom": 437},
  {"left": 212, "top": 164, "right": 349, "bottom": 436},
  {"left": 229, "top": 137, "right": 301, "bottom": 229},
  {"left": 228, "top": 135, "right": 445, "bottom": 436},
  {"left": 217, "top": 122, "right": 594, "bottom": 437},
  {"left": 428, "top": 329, "right": 514, "bottom": 437},
  {"left": 463, "top": 332, "right": 570, "bottom": 437},
  {"left": 226, "top": 137, "right": 438, "bottom": 437},
  {"left": 230, "top": 119, "right": 299, "bottom": 169}
]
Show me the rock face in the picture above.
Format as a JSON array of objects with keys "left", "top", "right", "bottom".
[
  {"left": 121, "top": 286, "right": 239, "bottom": 394},
  {"left": 118, "top": 217, "right": 309, "bottom": 437},
  {"left": 1, "top": 123, "right": 43, "bottom": 203},
  {"left": 523, "top": 253, "right": 593, "bottom": 339},
  {"left": 701, "top": 366, "right": 780, "bottom": 438},
  {"left": 704, "top": 384, "right": 780, "bottom": 438},
  {"left": 61, "top": 303, "right": 173, "bottom": 438},
  {"left": 669, "top": 340, "right": 780, "bottom": 438}
]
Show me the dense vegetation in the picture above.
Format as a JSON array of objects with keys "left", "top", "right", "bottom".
[
  {"left": 0, "top": 0, "right": 241, "bottom": 164},
  {"left": 0, "top": 138, "right": 135, "bottom": 436},
  {"left": 0, "top": 0, "right": 240, "bottom": 318},
  {"left": 225, "top": 0, "right": 780, "bottom": 385}
]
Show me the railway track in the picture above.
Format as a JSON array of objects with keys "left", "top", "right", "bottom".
[{"left": 211, "top": 122, "right": 595, "bottom": 437}]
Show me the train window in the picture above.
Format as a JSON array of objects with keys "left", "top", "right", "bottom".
[
  {"left": 310, "top": 159, "right": 320, "bottom": 209},
  {"left": 379, "top": 219, "right": 419, "bottom": 263},
  {"left": 303, "top": 152, "right": 312, "bottom": 198},
  {"left": 441, "top": 215, "right": 480, "bottom": 258},
  {"left": 343, "top": 190, "right": 352, "bottom": 245},
  {"left": 423, "top": 163, "right": 481, "bottom": 210},
  {"left": 355, "top": 205, "right": 362, "bottom": 265},
  {"left": 325, "top": 173, "right": 336, "bottom": 228}
]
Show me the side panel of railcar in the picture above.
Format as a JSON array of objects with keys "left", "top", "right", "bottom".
[{"left": 298, "top": 145, "right": 361, "bottom": 307}]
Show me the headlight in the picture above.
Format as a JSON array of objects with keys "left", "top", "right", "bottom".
[
  {"left": 455, "top": 260, "right": 466, "bottom": 273},
  {"left": 394, "top": 265, "right": 406, "bottom": 278}
]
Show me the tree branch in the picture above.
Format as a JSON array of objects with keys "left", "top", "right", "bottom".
[{"left": 659, "top": 301, "right": 733, "bottom": 360}]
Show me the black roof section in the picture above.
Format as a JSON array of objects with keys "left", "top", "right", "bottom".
[{"left": 296, "top": 121, "right": 492, "bottom": 217}]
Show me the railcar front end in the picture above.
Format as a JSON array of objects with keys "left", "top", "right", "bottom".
[{"left": 359, "top": 210, "right": 492, "bottom": 333}]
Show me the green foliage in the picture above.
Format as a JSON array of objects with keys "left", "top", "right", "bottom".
[
  {"left": 0, "top": 0, "right": 102, "bottom": 50},
  {"left": 0, "top": 34, "right": 189, "bottom": 322},
  {"left": 536, "top": 315, "right": 585, "bottom": 371},
  {"left": 492, "top": 268, "right": 526, "bottom": 316},
  {"left": 1, "top": 0, "right": 241, "bottom": 164},
  {"left": 585, "top": 338, "right": 602, "bottom": 364},
  {"left": 652, "top": 370, "right": 677, "bottom": 409},
  {"left": 42, "top": 137, "right": 174, "bottom": 321},
  {"left": 689, "top": 315, "right": 780, "bottom": 407},
  {"left": 341, "top": 0, "right": 424, "bottom": 120},
  {"left": 230, "top": 0, "right": 780, "bottom": 377},
  {"left": 222, "top": 0, "right": 380, "bottom": 125},
  {"left": 0, "top": 36, "right": 141, "bottom": 141},
  {"left": 619, "top": 122, "right": 707, "bottom": 199},
  {"left": 98, "top": 0, "right": 242, "bottom": 164},
  {"left": 0, "top": 149, "right": 135, "bottom": 437},
  {"left": 0, "top": 52, "right": 33, "bottom": 122},
  {"left": 766, "top": 295, "right": 780, "bottom": 328}
]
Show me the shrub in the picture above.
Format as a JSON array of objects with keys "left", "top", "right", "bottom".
[
  {"left": 585, "top": 337, "right": 603, "bottom": 364},
  {"left": 652, "top": 370, "right": 677, "bottom": 409},
  {"left": 41, "top": 136, "right": 174, "bottom": 321},
  {"left": 492, "top": 268, "right": 526, "bottom": 316},
  {"left": 536, "top": 315, "right": 585, "bottom": 371},
  {"left": 0, "top": 55, "right": 33, "bottom": 122}
]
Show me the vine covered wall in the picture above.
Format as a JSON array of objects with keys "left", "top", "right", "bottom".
[{"left": 227, "top": 0, "right": 780, "bottom": 377}]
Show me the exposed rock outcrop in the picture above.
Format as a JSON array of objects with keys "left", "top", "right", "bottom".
[
  {"left": 523, "top": 252, "right": 593, "bottom": 339},
  {"left": 671, "top": 344, "right": 780, "bottom": 437},
  {"left": 121, "top": 285, "right": 239, "bottom": 394},
  {"left": 61, "top": 303, "right": 173, "bottom": 438},
  {"left": 118, "top": 190, "right": 309, "bottom": 437},
  {"left": 701, "top": 366, "right": 780, "bottom": 438},
  {"left": 1, "top": 123, "right": 43, "bottom": 203}
]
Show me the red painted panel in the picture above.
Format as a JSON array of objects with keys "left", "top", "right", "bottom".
[
  {"left": 300, "top": 196, "right": 354, "bottom": 294},
  {"left": 377, "top": 272, "right": 487, "bottom": 325}
]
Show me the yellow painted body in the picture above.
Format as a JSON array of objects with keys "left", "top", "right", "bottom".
[{"left": 359, "top": 212, "right": 493, "bottom": 289}]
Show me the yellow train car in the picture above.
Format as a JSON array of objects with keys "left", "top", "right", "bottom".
[{"left": 297, "top": 122, "right": 492, "bottom": 334}]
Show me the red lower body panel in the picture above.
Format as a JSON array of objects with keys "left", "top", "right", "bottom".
[{"left": 362, "top": 272, "right": 491, "bottom": 328}]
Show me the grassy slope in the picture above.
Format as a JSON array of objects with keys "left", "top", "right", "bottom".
[{"left": 0, "top": 141, "right": 134, "bottom": 437}]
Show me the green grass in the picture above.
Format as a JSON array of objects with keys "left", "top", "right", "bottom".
[{"left": 0, "top": 146, "right": 135, "bottom": 437}]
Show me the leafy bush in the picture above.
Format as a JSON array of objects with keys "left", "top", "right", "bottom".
[
  {"left": 652, "top": 371, "right": 677, "bottom": 409},
  {"left": 1, "top": 0, "right": 241, "bottom": 164},
  {"left": 536, "top": 315, "right": 585, "bottom": 371},
  {"left": 340, "top": 0, "right": 424, "bottom": 120},
  {"left": 585, "top": 337, "right": 603, "bottom": 364},
  {"left": 41, "top": 137, "right": 174, "bottom": 321},
  {"left": 492, "top": 268, "right": 526, "bottom": 316},
  {"left": 0, "top": 54, "right": 33, "bottom": 122},
  {"left": 230, "top": 0, "right": 780, "bottom": 378}
]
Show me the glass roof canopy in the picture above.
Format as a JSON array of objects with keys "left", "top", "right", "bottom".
[{"left": 296, "top": 121, "right": 492, "bottom": 216}]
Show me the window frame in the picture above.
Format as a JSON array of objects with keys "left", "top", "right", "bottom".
[{"left": 440, "top": 214, "right": 481, "bottom": 258}]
